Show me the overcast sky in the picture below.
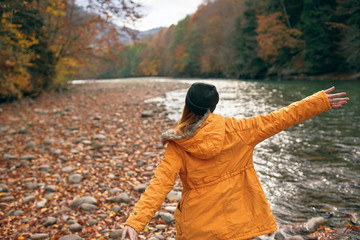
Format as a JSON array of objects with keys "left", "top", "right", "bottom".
[
  {"left": 131, "top": 0, "right": 204, "bottom": 31},
  {"left": 76, "top": 0, "right": 204, "bottom": 31}
]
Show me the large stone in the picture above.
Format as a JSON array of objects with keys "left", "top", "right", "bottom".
[
  {"left": 71, "top": 196, "right": 97, "bottom": 207},
  {"left": 58, "top": 234, "right": 82, "bottom": 240},
  {"left": 306, "top": 216, "right": 326, "bottom": 232},
  {"left": 107, "top": 193, "right": 131, "bottom": 204}
]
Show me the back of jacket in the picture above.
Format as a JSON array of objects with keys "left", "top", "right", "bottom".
[{"left": 125, "top": 90, "right": 331, "bottom": 240}]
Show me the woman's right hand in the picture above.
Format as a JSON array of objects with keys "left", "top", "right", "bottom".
[
  {"left": 121, "top": 225, "right": 138, "bottom": 240},
  {"left": 324, "top": 86, "right": 349, "bottom": 108}
]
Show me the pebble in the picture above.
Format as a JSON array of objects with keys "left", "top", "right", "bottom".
[
  {"left": 13, "top": 210, "right": 24, "bottom": 216},
  {"left": 30, "top": 233, "right": 50, "bottom": 239},
  {"left": 69, "top": 223, "right": 83, "bottom": 231},
  {"left": 108, "top": 173, "right": 116, "bottom": 179},
  {"left": 2, "top": 153, "right": 16, "bottom": 161},
  {"left": 39, "top": 165, "right": 51, "bottom": 172},
  {"left": 109, "top": 230, "right": 123, "bottom": 239},
  {"left": 165, "top": 206, "right": 176, "bottom": 213},
  {"left": 110, "top": 205, "right": 122, "bottom": 213},
  {"left": 159, "top": 212, "right": 174, "bottom": 224},
  {"left": 136, "top": 160, "right": 147, "bottom": 167},
  {"left": 80, "top": 203, "right": 98, "bottom": 211},
  {"left": 21, "top": 154, "right": 35, "bottom": 161},
  {"left": 58, "top": 234, "right": 82, "bottom": 240},
  {"left": 107, "top": 193, "right": 131, "bottom": 204},
  {"left": 166, "top": 190, "right": 181, "bottom": 201},
  {"left": 156, "top": 224, "right": 167, "bottom": 230},
  {"left": 288, "top": 236, "right": 304, "bottom": 240},
  {"left": 306, "top": 216, "right": 326, "bottom": 232},
  {"left": 25, "top": 182, "right": 39, "bottom": 190},
  {"left": 62, "top": 166, "right": 76, "bottom": 173},
  {"left": 1, "top": 196, "right": 15, "bottom": 202},
  {"left": 109, "top": 188, "right": 122, "bottom": 195},
  {"left": 44, "top": 185, "right": 57, "bottom": 192},
  {"left": 71, "top": 196, "right": 98, "bottom": 207},
  {"left": 0, "top": 184, "right": 9, "bottom": 192},
  {"left": 98, "top": 213, "right": 108, "bottom": 219},
  {"left": 274, "top": 231, "right": 285, "bottom": 240},
  {"left": 134, "top": 183, "right": 148, "bottom": 192},
  {"left": 24, "top": 195, "right": 36, "bottom": 203},
  {"left": 44, "top": 216, "right": 57, "bottom": 227},
  {"left": 87, "top": 217, "right": 98, "bottom": 226},
  {"left": 141, "top": 110, "right": 154, "bottom": 118},
  {"left": 68, "top": 174, "right": 83, "bottom": 183},
  {"left": 36, "top": 200, "right": 47, "bottom": 208},
  {"left": 92, "top": 134, "right": 106, "bottom": 140}
]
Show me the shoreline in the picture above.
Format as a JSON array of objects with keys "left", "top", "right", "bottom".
[{"left": 0, "top": 79, "right": 358, "bottom": 239}]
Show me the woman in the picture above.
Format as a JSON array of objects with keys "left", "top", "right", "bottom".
[{"left": 121, "top": 83, "right": 349, "bottom": 240}]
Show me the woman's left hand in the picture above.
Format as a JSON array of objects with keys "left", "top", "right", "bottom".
[
  {"left": 121, "top": 225, "right": 138, "bottom": 240},
  {"left": 324, "top": 86, "right": 349, "bottom": 108}
]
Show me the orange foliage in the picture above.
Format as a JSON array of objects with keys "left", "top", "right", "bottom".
[{"left": 255, "top": 12, "right": 303, "bottom": 64}]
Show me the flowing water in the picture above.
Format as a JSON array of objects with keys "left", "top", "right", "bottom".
[{"left": 150, "top": 78, "right": 360, "bottom": 227}]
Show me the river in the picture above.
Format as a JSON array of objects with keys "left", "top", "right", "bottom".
[{"left": 148, "top": 78, "right": 359, "bottom": 227}]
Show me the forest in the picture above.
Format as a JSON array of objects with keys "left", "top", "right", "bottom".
[{"left": 1, "top": 0, "right": 359, "bottom": 100}]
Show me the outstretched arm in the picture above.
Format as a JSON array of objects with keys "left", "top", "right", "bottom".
[
  {"left": 231, "top": 86, "right": 349, "bottom": 145},
  {"left": 324, "top": 86, "right": 349, "bottom": 108}
]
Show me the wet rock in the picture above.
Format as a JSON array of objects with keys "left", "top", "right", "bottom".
[
  {"left": 80, "top": 203, "right": 98, "bottom": 211},
  {"left": 166, "top": 190, "right": 181, "bottom": 201},
  {"left": 36, "top": 199, "right": 47, "bottom": 208},
  {"left": 68, "top": 174, "right": 83, "bottom": 183},
  {"left": 30, "top": 233, "right": 50, "bottom": 239},
  {"left": 0, "top": 184, "right": 9, "bottom": 192},
  {"left": 21, "top": 154, "right": 35, "bottom": 161},
  {"left": 44, "top": 216, "right": 57, "bottom": 227},
  {"left": 69, "top": 223, "right": 83, "bottom": 231},
  {"left": 109, "top": 230, "right": 123, "bottom": 239},
  {"left": 107, "top": 193, "right": 131, "bottom": 204},
  {"left": 62, "top": 166, "right": 76, "bottom": 173},
  {"left": 24, "top": 195, "right": 36, "bottom": 203},
  {"left": 306, "top": 216, "right": 326, "bottom": 232},
  {"left": 159, "top": 212, "right": 174, "bottom": 224},
  {"left": 3, "top": 153, "right": 16, "bottom": 161},
  {"left": 134, "top": 183, "right": 148, "bottom": 193},
  {"left": 87, "top": 217, "right": 98, "bottom": 226},
  {"left": 71, "top": 196, "right": 97, "bottom": 207},
  {"left": 44, "top": 185, "right": 56, "bottom": 192},
  {"left": 58, "top": 234, "right": 82, "bottom": 240}
]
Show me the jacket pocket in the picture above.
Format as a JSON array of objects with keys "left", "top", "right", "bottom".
[{"left": 174, "top": 203, "right": 183, "bottom": 236}]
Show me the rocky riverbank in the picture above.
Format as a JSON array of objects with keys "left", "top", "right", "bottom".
[{"left": 0, "top": 79, "right": 358, "bottom": 239}]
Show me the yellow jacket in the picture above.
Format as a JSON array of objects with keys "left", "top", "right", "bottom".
[{"left": 125, "top": 91, "right": 331, "bottom": 239}]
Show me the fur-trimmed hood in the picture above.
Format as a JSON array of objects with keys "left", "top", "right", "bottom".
[{"left": 161, "top": 112, "right": 226, "bottom": 159}]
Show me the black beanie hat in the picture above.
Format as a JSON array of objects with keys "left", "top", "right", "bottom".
[{"left": 185, "top": 82, "right": 219, "bottom": 116}]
